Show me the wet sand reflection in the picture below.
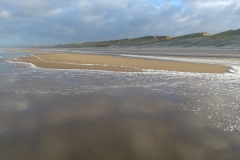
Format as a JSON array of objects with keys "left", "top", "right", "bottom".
[{"left": 1, "top": 89, "right": 240, "bottom": 160}]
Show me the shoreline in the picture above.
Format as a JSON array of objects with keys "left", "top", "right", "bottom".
[{"left": 6, "top": 49, "right": 229, "bottom": 73}]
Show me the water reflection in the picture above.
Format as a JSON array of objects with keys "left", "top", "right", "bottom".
[
  {"left": 1, "top": 89, "right": 240, "bottom": 160},
  {"left": 1, "top": 51, "right": 240, "bottom": 132}
]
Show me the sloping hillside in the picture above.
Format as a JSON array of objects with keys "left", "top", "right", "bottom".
[
  {"left": 152, "top": 29, "right": 240, "bottom": 48},
  {"left": 49, "top": 29, "right": 240, "bottom": 49},
  {"left": 54, "top": 36, "right": 172, "bottom": 48}
]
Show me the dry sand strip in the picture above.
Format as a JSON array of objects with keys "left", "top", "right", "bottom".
[{"left": 7, "top": 50, "right": 228, "bottom": 73}]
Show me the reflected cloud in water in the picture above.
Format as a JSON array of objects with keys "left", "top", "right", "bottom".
[{"left": 1, "top": 89, "right": 240, "bottom": 160}]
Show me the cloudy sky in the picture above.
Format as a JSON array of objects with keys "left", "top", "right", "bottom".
[{"left": 0, "top": 0, "right": 239, "bottom": 47}]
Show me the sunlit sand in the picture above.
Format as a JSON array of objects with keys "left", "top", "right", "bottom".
[{"left": 9, "top": 49, "right": 228, "bottom": 73}]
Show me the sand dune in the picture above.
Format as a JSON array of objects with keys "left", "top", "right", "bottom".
[{"left": 49, "top": 29, "right": 240, "bottom": 49}]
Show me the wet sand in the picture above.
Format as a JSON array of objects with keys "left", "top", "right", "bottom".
[
  {"left": 1, "top": 90, "right": 240, "bottom": 160},
  {"left": 1, "top": 49, "right": 240, "bottom": 160},
  {"left": 8, "top": 49, "right": 229, "bottom": 73}
]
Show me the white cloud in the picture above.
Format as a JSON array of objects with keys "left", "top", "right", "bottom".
[
  {"left": 0, "top": 10, "right": 10, "bottom": 18},
  {"left": 0, "top": 0, "right": 239, "bottom": 47}
]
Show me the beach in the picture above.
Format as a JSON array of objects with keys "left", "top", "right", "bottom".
[
  {"left": 8, "top": 49, "right": 229, "bottom": 73},
  {"left": 1, "top": 0, "right": 240, "bottom": 159},
  {"left": 1, "top": 48, "right": 240, "bottom": 160}
]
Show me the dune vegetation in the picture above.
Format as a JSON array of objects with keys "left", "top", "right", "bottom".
[{"left": 44, "top": 29, "right": 240, "bottom": 48}]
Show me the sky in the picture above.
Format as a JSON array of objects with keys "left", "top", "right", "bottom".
[{"left": 0, "top": 0, "right": 239, "bottom": 47}]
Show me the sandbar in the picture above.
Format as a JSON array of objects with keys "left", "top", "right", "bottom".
[{"left": 8, "top": 49, "right": 228, "bottom": 73}]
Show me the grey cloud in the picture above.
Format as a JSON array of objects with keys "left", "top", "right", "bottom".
[{"left": 0, "top": 0, "right": 239, "bottom": 47}]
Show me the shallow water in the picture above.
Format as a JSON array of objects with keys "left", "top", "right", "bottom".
[
  {"left": 1, "top": 90, "right": 240, "bottom": 160},
  {"left": 1, "top": 50, "right": 240, "bottom": 159}
]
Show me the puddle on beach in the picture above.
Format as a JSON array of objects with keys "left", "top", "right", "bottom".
[
  {"left": 1, "top": 50, "right": 240, "bottom": 159},
  {"left": 1, "top": 90, "right": 240, "bottom": 160}
]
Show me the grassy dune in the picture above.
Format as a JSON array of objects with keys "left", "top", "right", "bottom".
[{"left": 44, "top": 29, "right": 240, "bottom": 48}]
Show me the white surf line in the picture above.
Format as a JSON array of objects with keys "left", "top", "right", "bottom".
[
  {"left": 6, "top": 58, "right": 142, "bottom": 73},
  {"left": 28, "top": 55, "right": 142, "bottom": 71},
  {"left": 5, "top": 59, "right": 126, "bottom": 73},
  {"left": 5, "top": 59, "right": 38, "bottom": 68},
  {"left": 119, "top": 54, "right": 240, "bottom": 74}
]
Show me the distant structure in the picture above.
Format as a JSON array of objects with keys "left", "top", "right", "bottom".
[{"left": 203, "top": 32, "right": 211, "bottom": 36}]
